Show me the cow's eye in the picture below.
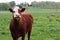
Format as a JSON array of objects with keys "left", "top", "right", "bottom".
[{"left": 13, "top": 11, "right": 15, "bottom": 13}]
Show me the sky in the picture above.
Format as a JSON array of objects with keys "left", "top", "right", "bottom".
[{"left": 0, "top": 0, "right": 60, "bottom": 4}]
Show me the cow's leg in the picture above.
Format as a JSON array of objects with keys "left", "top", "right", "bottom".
[
  {"left": 28, "top": 31, "right": 31, "bottom": 40},
  {"left": 13, "top": 38, "right": 18, "bottom": 40},
  {"left": 28, "top": 24, "right": 32, "bottom": 40},
  {"left": 21, "top": 35, "right": 25, "bottom": 40},
  {"left": 11, "top": 33, "right": 18, "bottom": 40},
  {"left": 28, "top": 28, "right": 32, "bottom": 40},
  {"left": 12, "top": 35, "right": 18, "bottom": 40}
]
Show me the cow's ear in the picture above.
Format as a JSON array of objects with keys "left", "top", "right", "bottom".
[
  {"left": 9, "top": 8, "right": 13, "bottom": 12},
  {"left": 21, "top": 8, "right": 25, "bottom": 12}
]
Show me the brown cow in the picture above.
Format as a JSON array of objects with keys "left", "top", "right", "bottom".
[{"left": 9, "top": 6, "right": 33, "bottom": 40}]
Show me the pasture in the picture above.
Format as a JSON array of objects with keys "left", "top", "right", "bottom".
[{"left": 0, "top": 8, "right": 60, "bottom": 40}]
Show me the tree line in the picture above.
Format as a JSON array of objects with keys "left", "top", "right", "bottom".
[
  {"left": 0, "top": 1, "right": 15, "bottom": 11},
  {"left": 0, "top": 1, "right": 60, "bottom": 11},
  {"left": 31, "top": 1, "right": 60, "bottom": 9}
]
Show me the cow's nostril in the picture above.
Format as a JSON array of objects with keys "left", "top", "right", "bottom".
[
  {"left": 16, "top": 15, "right": 19, "bottom": 18},
  {"left": 16, "top": 14, "right": 20, "bottom": 17},
  {"left": 16, "top": 15, "right": 18, "bottom": 16}
]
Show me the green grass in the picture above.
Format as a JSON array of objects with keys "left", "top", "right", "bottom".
[{"left": 0, "top": 8, "right": 60, "bottom": 40}]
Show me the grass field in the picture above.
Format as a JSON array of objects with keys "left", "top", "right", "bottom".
[{"left": 0, "top": 8, "right": 60, "bottom": 40}]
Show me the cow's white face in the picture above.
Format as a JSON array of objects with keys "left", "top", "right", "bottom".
[
  {"left": 9, "top": 6, "right": 21, "bottom": 20},
  {"left": 13, "top": 6, "right": 21, "bottom": 18},
  {"left": 9, "top": 6, "right": 26, "bottom": 20}
]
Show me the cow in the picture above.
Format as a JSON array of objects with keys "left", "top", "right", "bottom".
[{"left": 9, "top": 6, "right": 33, "bottom": 40}]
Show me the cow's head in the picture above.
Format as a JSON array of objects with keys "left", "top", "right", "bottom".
[{"left": 9, "top": 6, "right": 25, "bottom": 20}]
